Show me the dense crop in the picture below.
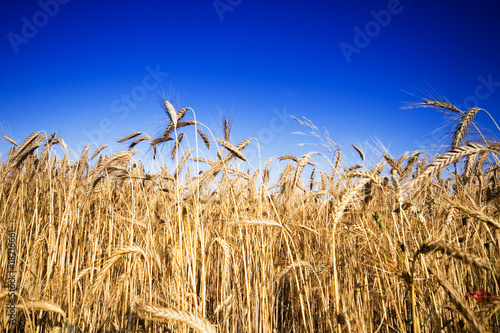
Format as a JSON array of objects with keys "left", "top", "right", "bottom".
[{"left": 1, "top": 99, "right": 500, "bottom": 332}]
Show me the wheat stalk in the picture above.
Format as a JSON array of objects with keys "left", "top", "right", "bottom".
[{"left": 429, "top": 267, "right": 485, "bottom": 333}]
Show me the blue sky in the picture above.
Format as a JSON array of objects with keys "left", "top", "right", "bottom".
[{"left": 1, "top": 0, "right": 500, "bottom": 170}]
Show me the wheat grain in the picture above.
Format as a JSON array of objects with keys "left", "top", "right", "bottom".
[
  {"left": 293, "top": 152, "right": 317, "bottom": 191},
  {"left": 263, "top": 157, "right": 273, "bottom": 184},
  {"left": 447, "top": 199, "right": 500, "bottom": 229},
  {"left": 345, "top": 171, "right": 382, "bottom": 185},
  {"left": 8, "top": 131, "right": 40, "bottom": 164}
]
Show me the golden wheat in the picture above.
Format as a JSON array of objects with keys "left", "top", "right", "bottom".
[{"left": 3, "top": 98, "right": 500, "bottom": 332}]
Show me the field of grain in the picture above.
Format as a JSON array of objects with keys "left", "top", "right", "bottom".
[{"left": 1, "top": 99, "right": 500, "bottom": 332}]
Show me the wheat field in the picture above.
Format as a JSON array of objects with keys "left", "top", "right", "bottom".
[{"left": 1, "top": 99, "right": 500, "bottom": 332}]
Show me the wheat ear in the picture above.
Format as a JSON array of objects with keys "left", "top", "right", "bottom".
[
  {"left": 16, "top": 299, "right": 66, "bottom": 320},
  {"left": 197, "top": 129, "right": 210, "bottom": 149},
  {"left": 421, "top": 100, "right": 463, "bottom": 114},
  {"left": 90, "top": 144, "right": 108, "bottom": 160},
  {"left": 137, "top": 303, "right": 216, "bottom": 333},
  {"left": 92, "top": 245, "right": 145, "bottom": 294},
  {"left": 2, "top": 134, "right": 19, "bottom": 147},
  {"left": 164, "top": 100, "right": 178, "bottom": 128},
  {"left": 174, "top": 148, "right": 194, "bottom": 178},
  {"left": 453, "top": 107, "right": 480, "bottom": 149},
  {"left": 171, "top": 133, "right": 184, "bottom": 159},
  {"left": 352, "top": 144, "right": 365, "bottom": 161},
  {"left": 117, "top": 131, "right": 142, "bottom": 143},
  {"left": 409, "top": 142, "right": 487, "bottom": 189},
  {"left": 417, "top": 240, "right": 490, "bottom": 270},
  {"left": 217, "top": 139, "right": 248, "bottom": 161}
]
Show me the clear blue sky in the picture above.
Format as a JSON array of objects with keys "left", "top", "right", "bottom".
[{"left": 1, "top": 0, "right": 500, "bottom": 169}]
